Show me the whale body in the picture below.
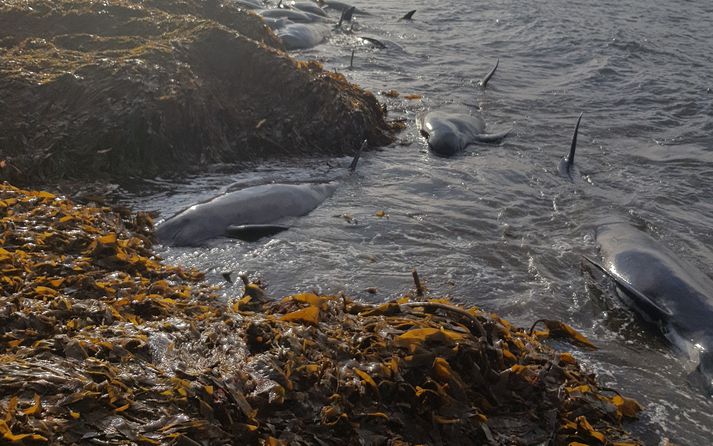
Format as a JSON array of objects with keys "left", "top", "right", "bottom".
[
  {"left": 277, "top": 23, "right": 331, "bottom": 50},
  {"left": 156, "top": 182, "right": 337, "bottom": 246},
  {"left": 417, "top": 60, "right": 510, "bottom": 157},
  {"left": 418, "top": 111, "right": 510, "bottom": 157},
  {"left": 586, "top": 222, "right": 713, "bottom": 395}
]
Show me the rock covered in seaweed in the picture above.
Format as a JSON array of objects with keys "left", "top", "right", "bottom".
[{"left": 0, "top": 0, "right": 393, "bottom": 184}]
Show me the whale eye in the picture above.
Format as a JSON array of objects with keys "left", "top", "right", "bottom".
[{"left": 420, "top": 129, "right": 429, "bottom": 139}]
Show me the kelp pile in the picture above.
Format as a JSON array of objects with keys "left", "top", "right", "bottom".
[
  {"left": 0, "top": 182, "right": 643, "bottom": 445},
  {"left": 0, "top": 0, "right": 393, "bottom": 185}
]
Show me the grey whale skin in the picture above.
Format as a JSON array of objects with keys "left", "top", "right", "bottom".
[
  {"left": 276, "top": 23, "right": 331, "bottom": 50},
  {"left": 418, "top": 111, "right": 509, "bottom": 157},
  {"left": 155, "top": 182, "right": 337, "bottom": 247},
  {"left": 417, "top": 60, "right": 510, "bottom": 157},
  {"left": 587, "top": 222, "right": 713, "bottom": 395}
]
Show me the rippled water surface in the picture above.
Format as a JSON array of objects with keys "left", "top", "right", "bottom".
[{"left": 124, "top": 0, "right": 713, "bottom": 442}]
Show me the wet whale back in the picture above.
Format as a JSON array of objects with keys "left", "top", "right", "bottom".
[
  {"left": 277, "top": 23, "right": 330, "bottom": 50},
  {"left": 596, "top": 223, "right": 713, "bottom": 338},
  {"left": 156, "top": 182, "right": 336, "bottom": 246}
]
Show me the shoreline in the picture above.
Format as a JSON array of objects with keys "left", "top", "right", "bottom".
[{"left": 0, "top": 182, "right": 643, "bottom": 444}]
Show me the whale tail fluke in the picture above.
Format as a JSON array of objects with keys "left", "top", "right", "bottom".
[
  {"left": 479, "top": 58, "right": 499, "bottom": 89},
  {"left": 349, "top": 139, "right": 367, "bottom": 172},
  {"left": 400, "top": 10, "right": 416, "bottom": 20}
]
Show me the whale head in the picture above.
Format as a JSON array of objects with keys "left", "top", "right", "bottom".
[
  {"left": 421, "top": 128, "right": 462, "bottom": 157},
  {"left": 419, "top": 112, "right": 462, "bottom": 157},
  {"left": 155, "top": 207, "right": 213, "bottom": 247}
]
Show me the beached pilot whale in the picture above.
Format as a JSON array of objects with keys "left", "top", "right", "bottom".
[
  {"left": 559, "top": 113, "right": 583, "bottom": 180},
  {"left": 584, "top": 222, "right": 713, "bottom": 395},
  {"left": 156, "top": 141, "right": 366, "bottom": 246},
  {"left": 417, "top": 60, "right": 511, "bottom": 157},
  {"left": 277, "top": 23, "right": 331, "bottom": 50}
]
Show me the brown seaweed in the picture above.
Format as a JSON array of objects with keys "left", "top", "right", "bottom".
[{"left": 0, "top": 183, "right": 643, "bottom": 445}]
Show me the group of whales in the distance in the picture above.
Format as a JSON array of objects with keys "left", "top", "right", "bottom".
[
  {"left": 156, "top": 0, "right": 713, "bottom": 397},
  {"left": 234, "top": 0, "right": 415, "bottom": 50}
]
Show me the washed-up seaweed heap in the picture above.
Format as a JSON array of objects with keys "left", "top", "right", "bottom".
[
  {"left": 0, "top": 182, "right": 642, "bottom": 445},
  {"left": 0, "top": 0, "right": 393, "bottom": 185}
]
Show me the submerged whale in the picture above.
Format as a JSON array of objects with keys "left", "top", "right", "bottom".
[
  {"left": 417, "top": 60, "right": 511, "bottom": 157},
  {"left": 585, "top": 222, "right": 713, "bottom": 395},
  {"left": 156, "top": 142, "right": 365, "bottom": 246},
  {"left": 558, "top": 113, "right": 583, "bottom": 180}
]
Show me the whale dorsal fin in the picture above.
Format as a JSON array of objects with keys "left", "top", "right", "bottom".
[
  {"left": 349, "top": 139, "right": 367, "bottom": 172},
  {"left": 400, "top": 10, "right": 416, "bottom": 20},
  {"left": 337, "top": 6, "right": 355, "bottom": 27},
  {"left": 479, "top": 58, "right": 499, "bottom": 89},
  {"left": 583, "top": 255, "right": 674, "bottom": 320},
  {"left": 565, "top": 113, "right": 583, "bottom": 168}
]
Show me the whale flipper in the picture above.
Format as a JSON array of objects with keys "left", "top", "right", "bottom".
[
  {"left": 479, "top": 58, "right": 499, "bottom": 89},
  {"left": 400, "top": 10, "right": 416, "bottom": 20},
  {"left": 468, "top": 128, "right": 511, "bottom": 144},
  {"left": 360, "top": 36, "right": 386, "bottom": 49},
  {"left": 583, "top": 255, "right": 674, "bottom": 321},
  {"left": 225, "top": 224, "right": 290, "bottom": 242}
]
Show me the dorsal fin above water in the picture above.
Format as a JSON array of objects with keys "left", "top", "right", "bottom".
[
  {"left": 349, "top": 139, "right": 367, "bottom": 172},
  {"left": 479, "top": 58, "right": 499, "bottom": 89},
  {"left": 565, "top": 112, "right": 583, "bottom": 167},
  {"left": 400, "top": 10, "right": 416, "bottom": 20},
  {"left": 337, "top": 6, "right": 355, "bottom": 27}
]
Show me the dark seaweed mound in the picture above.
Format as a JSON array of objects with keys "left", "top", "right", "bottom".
[{"left": 0, "top": 0, "right": 393, "bottom": 184}]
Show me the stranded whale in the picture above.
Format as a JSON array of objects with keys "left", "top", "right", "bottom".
[
  {"left": 156, "top": 142, "right": 365, "bottom": 246},
  {"left": 277, "top": 23, "right": 331, "bottom": 50},
  {"left": 585, "top": 222, "right": 713, "bottom": 395},
  {"left": 417, "top": 60, "right": 511, "bottom": 157}
]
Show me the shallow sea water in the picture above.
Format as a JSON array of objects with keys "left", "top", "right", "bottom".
[{"left": 124, "top": 0, "right": 713, "bottom": 443}]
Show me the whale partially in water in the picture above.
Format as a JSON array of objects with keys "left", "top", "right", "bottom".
[
  {"left": 277, "top": 22, "right": 331, "bottom": 50},
  {"left": 417, "top": 60, "right": 511, "bottom": 157},
  {"left": 156, "top": 142, "right": 365, "bottom": 246},
  {"left": 585, "top": 222, "right": 713, "bottom": 395},
  {"left": 156, "top": 182, "right": 337, "bottom": 246}
]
